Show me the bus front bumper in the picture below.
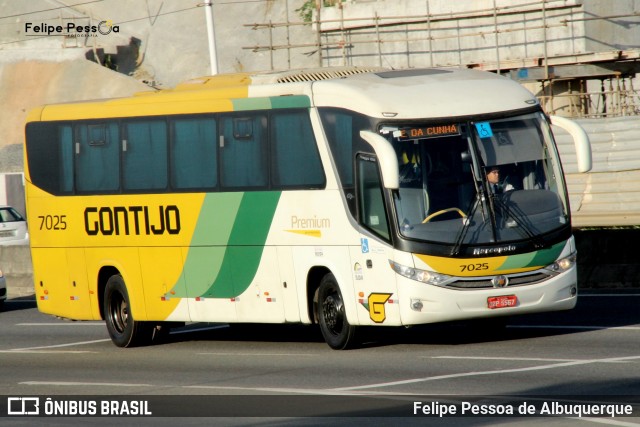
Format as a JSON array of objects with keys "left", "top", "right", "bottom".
[{"left": 397, "top": 267, "right": 578, "bottom": 326}]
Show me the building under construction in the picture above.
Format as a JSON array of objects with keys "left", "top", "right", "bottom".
[{"left": 246, "top": 0, "right": 640, "bottom": 119}]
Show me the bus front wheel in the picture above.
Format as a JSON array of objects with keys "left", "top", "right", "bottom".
[
  {"left": 104, "top": 275, "right": 152, "bottom": 347},
  {"left": 317, "top": 274, "right": 357, "bottom": 350}
]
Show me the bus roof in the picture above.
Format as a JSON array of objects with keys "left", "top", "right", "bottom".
[
  {"left": 307, "top": 68, "right": 538, "bottom": 119},
  {"left": 31, "top": 67, "right": 538, "bottom": 122}
]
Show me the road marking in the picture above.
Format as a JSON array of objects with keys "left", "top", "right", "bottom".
[
  {"left": 17, "top": 322, "right": 104, "bottom": 326},
  {"left": 0, "top": 350, "right": 97, "bottom": 354},
  {"left": 430, "top": 356, "right": 608, "bottom": 362},
  {"left": 579, "top": 294, "right": 640, "bottom": 297},
  {"left": 573, "top": 418, "right": 640, "bottom": 427},
  {"left": 428, "top": 356, "right": 630, "bottom": 364},
  {"left": 182, "top": 385, "right": 419, "bottom": 395},
  {"left": 8, "top": 338, "right": 111, "bottom": 352},
  {"left": 332, "top": 354, "right": 640, "bottom": 391},
  {"left": 508, "top": 325, "right": 640, "bottom": 331},
  {"left": 197, "top": 352, "right": 316, "bottom": 357},
  {"left": 20, "top": 381, "right": 153, "bottom": 388}
]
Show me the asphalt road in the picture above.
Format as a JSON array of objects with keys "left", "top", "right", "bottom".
[{"left": 1, "top": 290, "right": 639, "bottom": 426}]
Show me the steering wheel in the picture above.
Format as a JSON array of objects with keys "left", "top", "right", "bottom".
[{"left": 422, "top": 207, "right": 467, "bottom": 223}]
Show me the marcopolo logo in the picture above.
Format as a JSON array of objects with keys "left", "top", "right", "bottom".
[{"left": 25, "top": 20, "right": 119, "bottom": 37}]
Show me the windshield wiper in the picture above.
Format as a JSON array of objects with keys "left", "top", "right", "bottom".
[
  {"left": 450, "top": 190, "right": 483, "bottom": 256},
  {"left": 490, "top": 192, "right": 546, "bottom": 249}
]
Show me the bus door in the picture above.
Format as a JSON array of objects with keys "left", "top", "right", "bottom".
[{"left": 351, "top": 154, "right": 401, "bottom": 326}]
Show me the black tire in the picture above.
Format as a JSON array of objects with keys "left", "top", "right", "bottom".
[
  {"left": 104, "top": 275, "right": 153, "bottom": 347},
  {"left": 317, "top": 273, "right": 357, "bottom": 350}
]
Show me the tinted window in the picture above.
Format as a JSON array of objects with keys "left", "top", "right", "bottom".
[
  {"left": 271, "top": 111, "right": 324, "bottom": 188},
  {"left": 171, "top": 118, "right": 218, "bottom": 189},
  {"left": 26, "top": 108, "right": 326, "bottom": 195},
  {"left": 357, "top": 155, "right": 390, "bottom": 240},
  {"left": 25, "top": 122, "right": 70, "bottom": 195},
  {"left": 319, "top": 108, "right": 374, "bottom": 216},
  {"left": 75, "top": 123, "right": 120, "bottom": 192},
  {"left": 220, "top": 114, "right": 268, "bottom": 189},
  {"left": 123, "top": 120, "right": 168, "bottom": 191}
]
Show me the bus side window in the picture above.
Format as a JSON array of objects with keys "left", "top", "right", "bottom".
[
  {"left": 75, "top": 123, "right": 120, "bottom": 192},
  {"left": 270, "top": 111, "right": 325, "bottom": 189},
  {"left": 171, "top": 117, "right": 218, "bottom": 190},
  {"left": 220, "top": 114, "right": 268, "bottom": 189},
  {"left": 59, "top": 125, "right": 74, "bottom": 193},
  {"left": 123, "top": 120, "right": 168, "bottom": 191},
  {"left": 357, "top": 155, "right": 390, "bottom": 240}
]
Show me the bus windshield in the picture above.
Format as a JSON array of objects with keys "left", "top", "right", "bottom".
[{"left": 385, "top": 112, "right": 569, "bottom": 247}]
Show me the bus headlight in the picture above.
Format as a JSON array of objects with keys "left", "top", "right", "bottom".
[
  {"left": 389, "top": 260, "right": 453, "bottom": 286},
  {"left": 546, "top": 253, "right": 577, "bottom": 273}
]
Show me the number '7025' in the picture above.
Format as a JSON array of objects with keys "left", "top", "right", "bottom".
[
  {"left": 38, "top": 215, "right": 67, "bottom": 230},
  {"left": 460, "top": 262, "right": 489, "bottom": 272}
]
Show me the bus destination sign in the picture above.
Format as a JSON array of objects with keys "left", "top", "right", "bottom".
[{"left": 395, "top": 124, "right": 460, "bottom": 140}]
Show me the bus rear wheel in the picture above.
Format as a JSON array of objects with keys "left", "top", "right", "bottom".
[
  {"left": 317, "top": 273, "right": 357, "bottom": 350},
  {"left": 104, "top": 275, "right": 153, "bottom": 347}
]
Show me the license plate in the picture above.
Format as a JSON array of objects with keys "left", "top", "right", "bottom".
[{"left": 487, "top": 295, "right": 517, "bottom": 309}]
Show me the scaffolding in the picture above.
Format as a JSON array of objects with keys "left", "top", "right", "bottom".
[{"left": 243, "top": 0, "right": 640, "bottom": 118}]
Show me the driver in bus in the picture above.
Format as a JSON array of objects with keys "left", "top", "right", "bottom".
[{"left": 486, "top": 166, "right": 513, "bottom": 194}]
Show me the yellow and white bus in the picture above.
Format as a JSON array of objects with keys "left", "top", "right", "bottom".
[{"left": 24, "top": 67, "right": 591, "bottom": 349}]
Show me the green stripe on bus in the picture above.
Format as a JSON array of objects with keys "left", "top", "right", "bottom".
[
  {"left": 208, "top": 192, "right": 281, "bottom": 297},
  {"left": 227, "top": 192, "right": 282, "bottom": 246},
  {"left": 232, "top": 98, "right": 271, "bottom": 111},
  {"left": 270, "top": 95, "right": 310, "bottom": 109},
  {"left": 177, "top": 191, "right": 282, "bottom": 299},
  {"left": 232, "top": 96, "right": 310, "bottom": 111},
  {"left": 498, "top": 241, "right": 565, "bottom": 271},
  {"left": 524, "top": 241, "right": 565, "bottom": 268},
  {"left": 191, "top": 193, "right": 243, "bottom": 246}
]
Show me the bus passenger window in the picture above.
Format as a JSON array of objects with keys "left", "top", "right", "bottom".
[
  {"left": 220, "top": 114, "right": 268, "bottom": 189},
  {"left": 271, "top": 111, "right": 325, "bottom": 189},
  {"left": 171, "top": 118, "right": 217, "bottom": 190},
  {"left": 75, "top": 123, "right": 120, "bottom": 192},
  {"left": 59, "top": 125, "right": 73, "bottom": 193},
  {"left": 123, "top": 120, "right": 168, "bottom": 191},
  {"left": 357, "top": 155, "right": 390, "bottom": 240}
]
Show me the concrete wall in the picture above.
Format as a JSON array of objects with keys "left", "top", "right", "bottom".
[
  {"left": 0, "top": 0, "right": 301, "bottom": 90},
  {"left": 0, "top": 60, "right": 152, "bottom": 160},
  {"left": 0, "top": 245, "right": 33, "bottom": 298},
  {"left": 583, "top": 0, "right": 640, "bottom": 51}
]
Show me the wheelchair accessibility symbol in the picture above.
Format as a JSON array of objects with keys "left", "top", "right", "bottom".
[
  {"left": 361, "top": 238, "right": 369, "bottom": 253},
  {"left": 475, "top": 122, "right": 494, "bottom": 138}
]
